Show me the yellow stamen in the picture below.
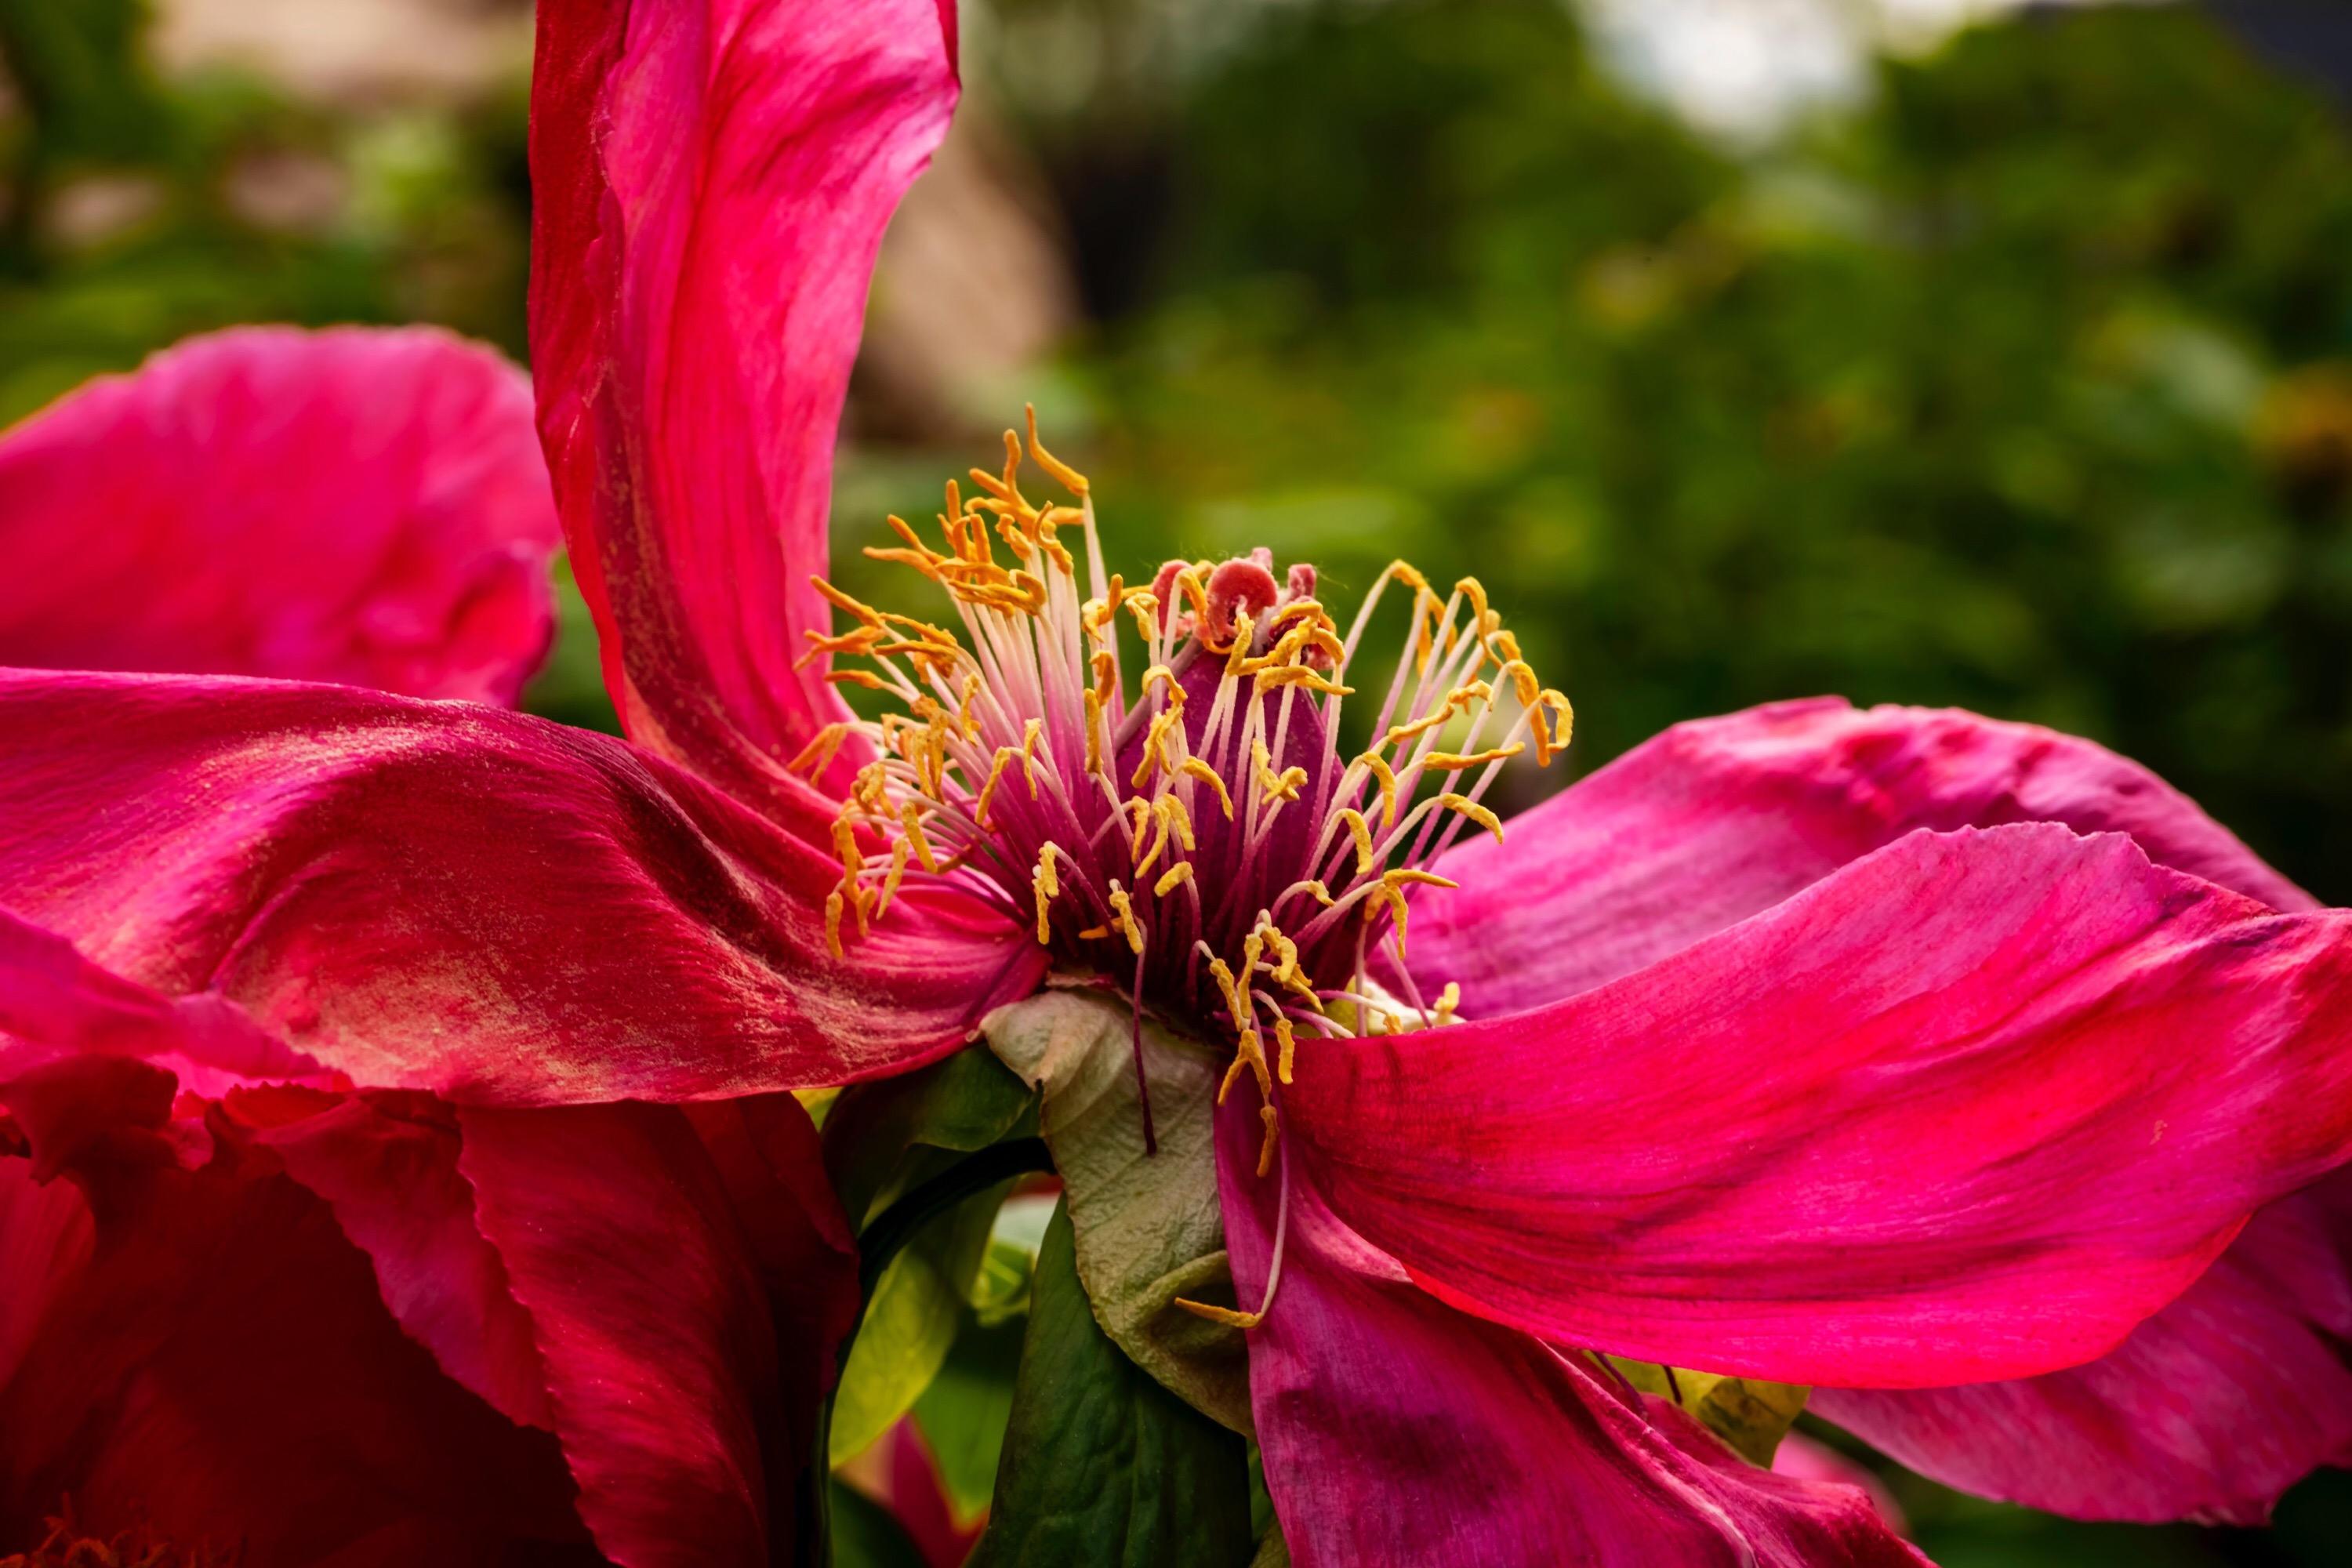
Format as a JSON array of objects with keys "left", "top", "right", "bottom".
[
  {"left": 1174, "top": 1298, "right": 1262, "bottom": 1330},
  {"left": 1024, "top": 404, "right": 1091, "bottom": 497},
  {"left": 1106, "top": 883, "right": 1146, "bottom": 955},
  {"left": 1383, "top": 868, "right": 1461, "bottom": 891},
  {"left": 1178, "top": 758, "right": 1234, "bottom": 818},
  {"left": 1438, "top": 793, "right": 1505, "bottom": 844},
  {"left": 786, "top": 721, "right": 853, "bottom": 779},
  {"left": 1361, "top": 754, "right": 1398, "bottom": 826},
  {"left": 1275, "top": 1016, "right": 1297, "bottom": 1083},
  {"left": 1033, "top": 845, "right": 1060, "bottom": 945},
  {"left": 1432, "top": 982, "right": 1461, "bottom": 1025},
  {"left": 824, "top": 891, "right": 847, "bottom": 960},
  {"left": 1258, "top": 1102, "right": 1280, "bottom": 1176},
  {"left": 1336, "top": 808, "right": 1377, "bottom": 876},
  {"left": 1154, "top": 862, "right": 1195, "bottom": 898},
  {"left": 901, "top": 803, "right": 938, "bottom": 873},
  {"left": 1424, "top": 744, "right": 1525, "bottom": 771}
]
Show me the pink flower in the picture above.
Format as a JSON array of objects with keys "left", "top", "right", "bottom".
[
  {"left": 0, "top": 325, "right": 561, "bottom": 702},
  {"left": 2, "top": 4, "right": 2349, "bottom": 1567}
]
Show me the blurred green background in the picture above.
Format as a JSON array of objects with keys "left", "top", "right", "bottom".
[{"left": 6, "top": 0, "right": 2350, "bottom": 1562}]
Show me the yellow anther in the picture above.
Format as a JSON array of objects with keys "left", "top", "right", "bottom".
[
  {"left": 1360, "top": 754, "right": 1399, "bottom": 826},
  {"left": 877, "top": 839, "right": 912, "bottom": 920},
  {"left": 1275, "top": 1017, "right": 1297, "bottom": 1085},
  {"left": 811, "top": 577, "right": 884, "bottom": 626},
  {"left": 1488, "top": 628, "right": 1524, "bottom": 665},
  {"left": 1455, "top": 576, "right": 1495, "bottom": 635},
  {"left": 831, "top": 818, "right": 866, "bottom": 880},
  {"left": 975, "top": 746, "right": 1022, "bottom": 829},
  {"left": 900, "top": 803, "right": 938, "bottom": 873},
  {"left": 1383, "top": 868, "right": 1460, "bottom": 891},
  {"left": 1495, "top": 659, "right": 1540, "bottom": 710},
  {"left": 1134, "top": 811, "right": 1173, "bottom": 882},
  {"left": 1438, "top": 793, "right": 1505, "bottom": 844},
  {"left": 956, "top": 672, "right": 982, "bottom": 738},
  {"left": 1127, "top": 796, "right": 1153, "bottom": 858},
  {"left": 1254, "top": 665, "right": 1353, "bottom": 698},
  {"left": 1131, "top": 707, "right": 1185, "bottom": 789},
  {"left": 825, "top": 668, "right": 891, "bottom": 692},
  {"left": 1262, "top": 765, "right": 1306, "bottom": 805},
  {"left": 1174, "top": 1298, "right": 1262, "bottom": 1330},
  {"left": 1126, "top": 591, "right": 1161, "bottom": 642},
  {"left": 786, "top": 721, "right": 853, "bottom": 779},
  {"left": 1141, "top": 665, "right": 1185, "bottom": 709},
  {"left": 1082, "top": 577, "right": 1123, "bottom": 637},
  {"left": 1091, "top": 649, "right": 1119, "bottom": 706},
  {"left": 1157, "top": 793, "right": 1196, "bottom": 852},
  {"left": 1019, "top": 717, "right": 1044, "bottom": 793},
  {"left": 1106, "top": 883, "right": 1146, "bottom": 956},
  {"left": 1371, "top": 883, "right": 1410, "bottom": 953},
  {"left": 1218, "top": 1027, "right": 1272, "bottom": 1105},
  {"left": 1448, "top": 680, "right": 1494, "bottom": 711},
  {"left": 1381, "top": 710, "right": 1454, "bottom": 749},
  {"left": 1032, "top": 846, "right": 1060, "bottom": 945},
  {"left": 1337, "top": 808, "right": 1377, "bottom": 876},
  {"left": 1295, "top": 879, "right": 1336, "bottom": 907},
  {"left": 1385, "top": 560, "right": 1430, "bottom": 593},
  {"left": 1206, "top": 955, "right": 1246, "bottom": 1023},
  {"left": 1223, "top": 610, "right": 1256, "bottom": 673},
  {"left": 1177, "top": 758, "right": 1234, "bottom": 818},
  {"left": 1084, "top": 688, "right": 1105, "bottom": 776},
  {"left": 1534, "top": 690, "right": 1576, "bottom": 764},
  {"left": 1432, "top": 982, "right": 1462, "bottom": 1025},
  {"left": 1257, "top": 1102, "right": 1279, "bottom": 1176},
  {"left": 824, "top": 891, "right": 847, "bottom": 960},
  {"left": 1078, "top": 924, "right": 1111, "bottom": 942},
  {"left": 1024, "top": 405, "right": 1091, "bottom": 497},
  {"left": 1425, "top": 744, "right": 1525, "bottom": 771},
  {"left": 1271, "top": 598, "right": 1332, "bottom": 631},
  {"left": 1173, "top": 568, "right": 1213, "bottom": 632},
  {"left": 1155, "top": 862, "right": 1195, "bottom": 898}
]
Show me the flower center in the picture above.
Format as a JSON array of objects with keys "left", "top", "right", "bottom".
[{"left": 801, "top": 412, "right": 1572, "bottom": 1174}]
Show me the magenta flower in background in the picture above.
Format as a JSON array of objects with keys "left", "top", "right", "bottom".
[
  {"left": 0, "top": 3, "right": 2349, "bottom": 1566},
  {"left": 0, "top": 325, "right": 561, "bottom": 702}
]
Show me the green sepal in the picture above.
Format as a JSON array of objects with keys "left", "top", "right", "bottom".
[
  {"left": 1600, "top": 1356, "right": 1810, "bottom": 1465},
  {"left": 982, "top": 986, "right": 1253, "bottom": 1433},
  {"left": 971, "top": 1201, "right": 1254, "bottom": 1567}
]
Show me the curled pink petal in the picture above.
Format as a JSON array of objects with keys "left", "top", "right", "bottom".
[
  {"left": 530, "top": 0, "right": 958, "bottom": 805},
  {"left": 1816, "top": 1168, "right": 2352, "bottom": 1525},
  {"left": 1215, "top": 1100, "right": 1923, "bottom": 1567},
  {"left": 1290, "top": 824, "right": 2352, "bottom": 1388},
  {"left": 0, "top": 1062, "right": 593, "bottom": 1563},
  {"left": 1403, "top": 699, "right": 2318, "bottom": 1018},
  {"left": 460, "top": 1101, "right": 840, "bottom": 1568},
  {"left": 0, "top": 326, "right": 558, "bottom": 703},
  {"left": 0, "top": 670, "right": 1044, "bottom": 1105}
]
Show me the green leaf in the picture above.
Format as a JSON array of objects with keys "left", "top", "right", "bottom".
[
  {"left": 913, "top": 1314, "right": 1025, "bottom": 1521},
  {"left": 831, "top": 1181, "right": 1012, "bottom": 1465},
  {"left": 824, "top": 1044, "right": 1038, "bottom": 1227},
  {"left": 982, "top": 987, "right": 1253, "bottom": 1432},
  {"left": 829, "top": 1479, "right": 930, "bottom": 1568},
  {"left": 972, "top": 1202, "right": 1254, "bottom": 1568},
  {"left": 1599, "top": 1356, "right": 1810, "bottom": 1466}
]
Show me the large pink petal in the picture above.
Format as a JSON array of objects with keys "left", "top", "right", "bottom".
[
  {"left": 1290, "top": 823, "right": 2352, "bottom": 1388},
  {"left": 227, "top": 1087, "right": 558, "bottom": 1434},
  {"left": 460, "top": 1100, "right": 850, "bottom": 1568},
  {"left": 0, "top": 669, "right": 1044, "bottom": 1103},
  {"left": 0, "top": 1059, "right": 597, "bottom": 1566},
  {"left": 1403, "top": 699, "right": 2318, "bottom": 1018},
  {"left": 530, "top": 0, "right": 956, "bottom": 806},
  {"left": 1816, "top": 1167, "right": 2352, "bottom": 1524},
  {"left": 0, "top": 326, "right": 558, "bottom": 704},
  {"left": 1215, "top": 1102, "right": 1924, "bottom": 1568}
]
